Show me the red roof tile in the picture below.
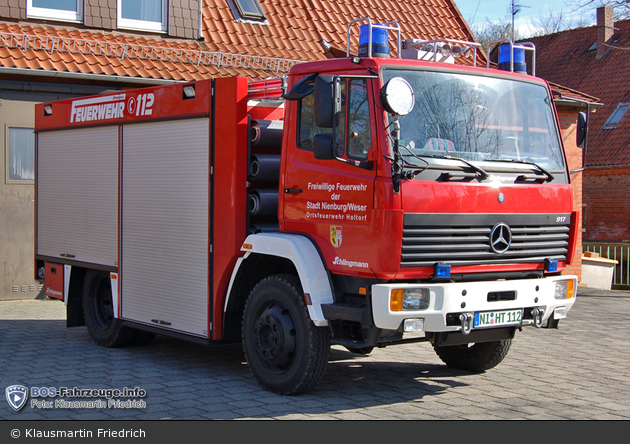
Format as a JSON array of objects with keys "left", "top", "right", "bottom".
[
  {"left": 525, "top": 20, "right": 630, "bottom": 167},
  {"left": 1, "top": 0, "right": 481, "bottom": 84}
]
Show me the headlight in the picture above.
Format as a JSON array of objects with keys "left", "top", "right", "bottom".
[
  {"left": 380, "top": 77, "right": 415, "bottom": 117},
  {"left": 391, "top": 288, "right": 430, "bottom": 311},
  {"left": 554, "top": 279, "right": 575, "bottom": 300}
]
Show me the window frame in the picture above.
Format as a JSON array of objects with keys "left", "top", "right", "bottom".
[
  {"left": 297, "top": 80, "right": 347, "bottom": 152},
  {"left": 5, "top": 126, "right": 35, "bottom": 185},
  {"left": 345, "top": 79, "right": 372, "bottom": 161},
  {"left": 233, "top": 0, "right": 266, "bottom": 22},
  {"left": 602, "top": 102, "right": 630, "bottom": 129},
  {"left": 27, "top": 0, "right": 83, "bottom": 23},
  {"left": 296, "top": 75, "right": 376, "bottom": 170},
  {"left": 117, "top": 0, "right": 168, "bottom": 33}
]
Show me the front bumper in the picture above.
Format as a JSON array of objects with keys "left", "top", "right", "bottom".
[{"left": 371, "top": 275, "right": 577, "bottom": 332}]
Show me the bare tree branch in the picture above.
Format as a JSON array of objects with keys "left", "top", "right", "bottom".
[
  {"left": 566, "top": 0, "right": 630, "bottom": 19},
  {"left": 471, "top": 18, "right": 524, "bottom": 52}
]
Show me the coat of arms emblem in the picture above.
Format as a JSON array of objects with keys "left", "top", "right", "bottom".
[{"left": 330, "top": 226, "right": 342, "bottom": 248}]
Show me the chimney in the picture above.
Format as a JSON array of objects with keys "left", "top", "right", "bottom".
[{"left": 597, "top": 6, "right": 614, "bottom": 59}]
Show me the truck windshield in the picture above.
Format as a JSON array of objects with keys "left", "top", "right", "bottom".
[{"left": 383, "top": 69, "right": 565, "bottom": 171}]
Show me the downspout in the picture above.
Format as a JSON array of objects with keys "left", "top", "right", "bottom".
[{"left": 198, "top": 0, "right": 204, "bottom": 41}]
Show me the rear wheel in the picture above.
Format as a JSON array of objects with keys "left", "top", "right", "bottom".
[
  {"left": 82, "top": 270, "right": 135, "bottom": 348},
  {"left": 432, "top": 339, "right": 512, "bottom": 372},
  {"left": 242, "top": 274, "right": 331, "bottom": 395}
]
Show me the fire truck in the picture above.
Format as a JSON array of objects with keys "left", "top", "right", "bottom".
[{"left": 34, "top": 20, "right": 580, "bottom": 395}]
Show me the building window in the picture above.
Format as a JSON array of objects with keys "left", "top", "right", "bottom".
[
  {"left": 28, "top": 0, "right": 83, "bottom": 23},
  {"left": 6, "top": 127, "right": 35, "bottom": 183},
  {"left": 227, "top": 0, "right": 267, "bottom": 23},
  {"left": 118, "top": 0, "right": 167, "bottom": 33},
  {"left": 234, "top": 0, "right": 266, "bottom": 21},
  {"left": 602, "top": 103, "right": 630, "bottom": 129}
]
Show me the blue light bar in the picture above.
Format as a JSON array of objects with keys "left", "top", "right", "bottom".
[
  {"left": 434, "top": 263, "right": 451, "bottom": 278},
  {"left": 359, "top": 24, "right": 390, "bottom": 58},
  {"left": 545, "top": 259, "right": 558, "bottom": 272},
  {"left": 498, "top": 44, "right": 526, "bottom": 73}
]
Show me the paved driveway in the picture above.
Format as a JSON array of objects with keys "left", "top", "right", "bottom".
[{"left": 1, "top": 286, "right": 629, "bottom": 420}]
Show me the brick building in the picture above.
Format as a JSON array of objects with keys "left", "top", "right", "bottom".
[
  {"left": 526, "top": 7, "right": 630, "bottom": 243},
  {"left": 550, "top": 85, "right": 602, "bottom": 278}
]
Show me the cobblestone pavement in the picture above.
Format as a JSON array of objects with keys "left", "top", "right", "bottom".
[{"left": 1, "top": 286, "right": 629, "bottom": 420}]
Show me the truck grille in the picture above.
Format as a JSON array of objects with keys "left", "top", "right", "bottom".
[{"left": 401, "top": 213, "right": 571, "bottom": 268}]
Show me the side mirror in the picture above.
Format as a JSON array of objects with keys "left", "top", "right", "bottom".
[
  {"left": 314, "top": 75, "right": 341, "bottom": 128},
  {"left": 313, "top": 133, "right": 335, "bottom": 160},
  {"left": 576, "top": 111, "right": 587, "bottom": 148}
]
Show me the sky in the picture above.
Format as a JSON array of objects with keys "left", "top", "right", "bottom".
[{"left": 453, "top": 0, "right": 598, "bottom": 36}]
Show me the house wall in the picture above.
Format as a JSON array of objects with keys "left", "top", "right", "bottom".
[
  {"left": 0, "top": 99, "right": 41, "bottom": 300},
  {"left": 0, "top": 1, "right": 26, "bottom": 20},
  {"left": 556, "top": 106, "right": 584, "bottom": 281},
  {"left": 583, "top": 167, "right": 630, "bottom": 242},
  {"left": 84, "top": 0, "right": 116, "bottom": 30},
  {"left": 168, "top": 0, "right": 200, "bottom": 39}
]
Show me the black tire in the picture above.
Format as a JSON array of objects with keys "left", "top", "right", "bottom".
[
  {"left": 432, "top": 339, "right": 512, "bottom": 372},
  {"left": 242, "top": 274, "right": 331, "bottom": 395},
  {"left": 82, "top": 270, "right": 135, "bottom": 348}
]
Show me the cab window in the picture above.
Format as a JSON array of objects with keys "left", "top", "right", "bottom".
[
  {"left": 297, "top": 78, "right": 371, "bottom": 162},
  {"left": 345, "top": 79, "right": 371, "bottom": 161},
  {"left": 298, "top": 81, "right": 346, "bottom": 151}
]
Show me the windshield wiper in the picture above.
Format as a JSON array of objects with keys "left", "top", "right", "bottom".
[
  {"left": 443, "top": 154, "right": 489, "bottom": 180},
  {"left": 416, "top": 153, "right": 489, "bottom": 180},
  {"left": 484, "top": 158, "right": 555, "bottom": 182}
]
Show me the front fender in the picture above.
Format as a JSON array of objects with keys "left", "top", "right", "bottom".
[{"left": 225, "top": 233, "right": 334, "bottom": 326}]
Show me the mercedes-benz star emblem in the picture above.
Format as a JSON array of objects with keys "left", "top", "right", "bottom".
[
  {"left": 498, "top": 193, "right": 505, "bottom": 203},
  {"left": 490, "top": 223, "right": 512, "bottom": 254}
]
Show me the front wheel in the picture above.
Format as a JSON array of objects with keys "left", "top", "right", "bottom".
[
  {"left": 82, "top": 270, "right": 135, "bottom": 348},
  {"left": 432, "top": 339, "right": 512, "bottom": 372},
  {"left": 242, "top": 274, "right": 331, "bottom": 395}
]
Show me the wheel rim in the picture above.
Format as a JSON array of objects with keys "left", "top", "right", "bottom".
[
  {"left": 89, "top": 275, "right": 114, "bottom": 331},
  {"left": 252, "top": 300, "right": 297, "bottom": 374}
]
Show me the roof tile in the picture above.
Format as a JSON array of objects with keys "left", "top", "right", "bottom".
[{"left": 1, "top": 0, "right": 480, "bottom": 82}]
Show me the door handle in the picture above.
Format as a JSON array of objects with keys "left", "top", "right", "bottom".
[{"left": 284, "top": 188, "right": 302, "bottom": 194}]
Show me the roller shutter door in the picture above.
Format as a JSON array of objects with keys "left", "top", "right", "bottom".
[
  {"left": 120, "top": 118, "right": 210, "bottom": 337},
  {"left": 37, "top": 126, "right": 119, "bottom": 267}
]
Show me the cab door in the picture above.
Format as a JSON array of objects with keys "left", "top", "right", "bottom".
[{"left": 282, "top": 77, "right": 378, "bottom": 276}]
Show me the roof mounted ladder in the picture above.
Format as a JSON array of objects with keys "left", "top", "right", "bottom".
[{"left": 403, "top": 38, "right": 482, "bottom": 65}]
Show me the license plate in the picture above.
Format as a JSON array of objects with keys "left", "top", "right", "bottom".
[{"left": 474, "top": 309, "right": 523, "bottom": 328}]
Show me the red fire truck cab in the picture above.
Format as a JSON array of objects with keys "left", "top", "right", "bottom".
[{"left": 34, "top": 20, "right": 579, "bottom": 395}]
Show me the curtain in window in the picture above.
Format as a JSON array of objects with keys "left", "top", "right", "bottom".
[
  {"left": 8, "top": 128, "right": 35, "bottom": 181},
  {"left": 32, "top": 0, "right": 77, "bottom": 12},
  {"left": 122, "top": 0, "right": 162, "bottom": 22}
]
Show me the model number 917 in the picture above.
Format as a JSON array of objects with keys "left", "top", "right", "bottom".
[{"left": 556, "top": 216, "right": 567, "bottom": 223}]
